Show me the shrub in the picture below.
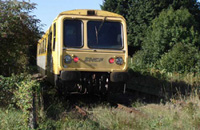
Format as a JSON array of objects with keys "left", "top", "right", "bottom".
[
  {"left": 0, "top": 74, "right": 41, "bottom": 127},
  {"left": 158, "top": 43, "right": 200, "bottom": 73},
  {"left": 0, "top": 0, "right": 42, "bottom": 76},
  {"left": 14, "top": 76, "right": 40, "bottom": 126},
  {"left": 131, "top": 7, "right": 200, "bottom": 73},
  {"left": 0, "top": 74, "right": 27, "bottom": 107}
]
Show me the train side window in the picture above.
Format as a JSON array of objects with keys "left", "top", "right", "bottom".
[
  {"left": 42, "top": 40, "right": 44, "bottom": 53},
  {"left": 44, "top": 38, "right": 46, "bottom": 52},
  {"left": 43, "top": 40, "right": 45, "bottom": 53},
  {"left": 53, "top": 23, "right": 56, "bottom": 51},
  {"left": 39, "top": 44, "right": 41, "bottom": 54}
]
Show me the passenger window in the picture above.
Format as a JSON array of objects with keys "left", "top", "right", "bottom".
[
  {"left": 42, "top": 40, "right": 44, "bottom": 53},
  {"left": 44, "top": 38, "right": 46, "bottom": 53},
  {"left": 53, "top": 23, "right": 56, "bottom": 51},
  {"left": 39, "top": 44, "right": 41, "bottom": 54}
]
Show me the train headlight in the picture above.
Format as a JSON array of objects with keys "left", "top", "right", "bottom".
[
  {"left": 116, "top": 57, "right": 124, "bottom": 65},
  {"left": 64, "top": 55, "right": 72, "bottom": 64}
]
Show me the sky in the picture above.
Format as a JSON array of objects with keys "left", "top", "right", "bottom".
[
  {"left": 31, "top": 0, "right": 103, "bottom": 31},
  {"left": 31, "top": 0, "right": 200, "bottom": 31}
]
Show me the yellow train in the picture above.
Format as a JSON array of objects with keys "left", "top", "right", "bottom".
[{"left": 37, "top": 9, "right": 129, "bottom": 94}]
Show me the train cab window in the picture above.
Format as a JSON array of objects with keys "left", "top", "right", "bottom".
[
  {"left": 63, "top": 20, "right": 83, "bottom": 48},
  {"left": 87, "top": 21, "right": 123, "bottom": 49}
]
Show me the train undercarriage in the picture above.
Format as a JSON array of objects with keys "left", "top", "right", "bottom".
[{"left": 56, "top": 71, "right": 128, "bottom": 95}]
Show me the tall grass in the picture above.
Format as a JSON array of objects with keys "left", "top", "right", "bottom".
[
  {"left": 1, "top": 91, "right": 200, "bottom": 129},
  {"left": 0, "top": 108, "right": 27, "bottom": 130}
]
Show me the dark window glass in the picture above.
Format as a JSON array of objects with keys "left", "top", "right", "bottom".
[
  {"left": 64, "top": 20, "right": 82, "bottom": 48},
  {"left": 48, "top": 32, "right": 52, "bottom": 52},
  {"left": 87, "top": 21, "right": 123, "bottom": 49},
  {"left": 53, "top": 23, "right": 56, "bottom": 51}
]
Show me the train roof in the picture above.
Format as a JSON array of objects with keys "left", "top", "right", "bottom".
[
  {"left": 38, "top": 10, "right": 124, "bottom": 43},
  {"left": 56, "top": 9, "right": 124, "bottom": 19}
]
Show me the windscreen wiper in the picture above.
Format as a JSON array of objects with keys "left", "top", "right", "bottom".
[{"left": 95, "top": 17, "right": 107, "bottom": 44}]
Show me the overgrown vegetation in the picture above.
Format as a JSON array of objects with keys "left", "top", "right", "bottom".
[
  {"left": 0, "top": 0, "right": 42, "bottom": 76},
  {"left": 0, "top": 1, "right": 42, "bottom": 127},
  {"left": 1, "top": 0, "right": 200, "bottom": 129},
  {"left": 133, "top": 7, "right": 200, "bottom": 73},
  {"left": 2, "top": 90, "right": 200, "bottom": 130},
  {"left": 0, "top": 108, "right": 25, "bottom": 130},
  {"left": 0, "top": 74, "right": 41, "bottom": 128}
]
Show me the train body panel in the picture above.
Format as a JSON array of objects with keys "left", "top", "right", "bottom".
[{"left": 61, "top": 50, "right": 128, "bottom": 72}]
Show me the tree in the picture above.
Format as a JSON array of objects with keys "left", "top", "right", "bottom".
[
  {"left": 133, "top": 8, "right": 200, "bottom": 72},
  {"left": 127, "top": 0, "right": 172, "bottom": 47},
  {"left": 101, "top": 0, "right": 132, "bottom": 20},
  {"left": 0, "top": 0, "right": 42, "bottom": 76}
]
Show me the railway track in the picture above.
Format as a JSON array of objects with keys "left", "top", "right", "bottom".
[
  {"left": 73, "top": 102, "right": 147, "bottom": 122},
  {"left": 115, "top": 103, "right": 147, "bottom": 117},
  {"left": 75, "top": 105, "right": 88, "bottom": 118},
  {"left": 33, "top": 74, "right": 154, "bottom": 124},
  {"left": 72, "top": 90, "right": 148, "bottom": 119}
]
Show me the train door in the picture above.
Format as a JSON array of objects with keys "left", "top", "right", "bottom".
[{"left": 46, "top": 30, "right": 53, "bottom": 83}]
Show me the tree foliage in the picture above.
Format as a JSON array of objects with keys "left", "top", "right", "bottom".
[
  {"left": 127, "top": 0, "right": 171, "bottom": 47},
  {"left": 101, "top": 0, "right": 131, "bottom": 20},
  {"left": 142, "top": 8, "right": 200, "bottom": 63},
  {"left": 158, "top": 43, "right": 200, "bottom": 73},
  {"left": 133, "top": 8, "right": 200, "bottom": 73},
  {"left": 0, "top": 0, "right": 42, "bottom": 76}
]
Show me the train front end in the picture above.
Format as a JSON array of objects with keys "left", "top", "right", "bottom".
[{"left": 57, "top": 10, "right": 129, "bottom": 93}]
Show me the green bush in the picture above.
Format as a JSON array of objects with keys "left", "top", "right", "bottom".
[
  {"left": 0, "top": 108, "right": 27, "bottom": 130},
  {"left": 14, "top": 76, "right": 40, "bottom": 125},
  {"left": 0, "top": 74, "right": 27, "bottom": 107},
  {"left": 0, "top": 74, "right": 41, "bottom": 126},
  {"left": 129, "top": 50, "right": 154, "bottom": 72},
  {"left": 0, "top": 0, "right": 42, "bottom": 76},
  {"left": 131, "top": 7, "right": 200, "bottom": 74},
  {"left": 158, "top": 43, "right": 200, "bottom": 73},
  {"left": 143, "top": 7, "right": 199, "bottom": 64}
]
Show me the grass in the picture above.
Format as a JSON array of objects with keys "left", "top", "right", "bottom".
[
  {"left": 1, "top": 72, "right": 200, "bottom": 129},
  {"left": 91, "top": 92, "right": 200, "bottom": 130},
  {"left": 0, "top": 108, "right": 27, "bottom": 130},
  {"left": 1, "top": 91, "right": 200, "bottom": 130},
  {"left": 140, "top": 67, "right": 200, "bottom": 86}
]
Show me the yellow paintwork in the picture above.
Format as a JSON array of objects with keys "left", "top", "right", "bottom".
[
  {"left": 37, "top": 9, "right": 128, "bottom": 76},
  {"left": 57, "top": 9, "right": 124, "bottom": 20}
]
